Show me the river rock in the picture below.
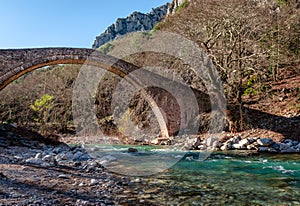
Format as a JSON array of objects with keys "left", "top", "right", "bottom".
[
  {"left": 239, "top": 139, "right": 250, "bottom": 146},
  {"left": 292, "top": 140, "right": 299, "bottom": 146},
  {"left": 279, "top": 143, "right": 290, "bottom": 151},
  {"left": 53, "top": 143, "right": 70, "bottom": 154},
  {"left": 42, "top": 155, "right": 55, "bottom": 162},
  {"left": 257, "top": 138, "right": 274, "bottom": 146},
  {"left": 281, "top": 147, "right": 297, "bottom": 153},
  {"left": 232, "top": 139, "right": 249, "bottom": 149},
  {"left": 25, "top": 157, "right": 43, "bottom": 165},
  {"left": 268, "top": 148, "right": 278, "bottom": 153},
  {"left": 55, "top": 152, "right": 73, "bottom": 162},
  {"left": 247, "top": 144, "right": 258, "bottom": 150},
  {"left": 258, "top": 147, "right": 269, "bottom": 152},
  {"left": 35, "top": 153, "right": 42, "bottom": 159},
  {"left": 198, "top": 145, "right": 207, "bottom": 150},
  {"left": 230, "top": 136, "right": 241, "bottom": 144},
  {"left": 58, "top": 174, "right": 69, "bottom": 179},
  {"left": 128, "top": 148, "right": 138, "bottom": 153},
  {"left": 73, "top": 151, "right": 84, "bottom": 159},
  {"left": 76, "top": 154, "right": 91, "bottom": 161},
  {"left": 90, "top": 179, "right": 98, "bottom": 186},
  {"left": 232, "top": 143, "right": 242, "bottom": 149},
  {"left": 220, "top": 142, "right": 231, "bottom": 151},
  {"left": 271, "top": 143, "right": 280, "bottom": 151},
  {"left": 283, "top": 139, "right": 293, "bottom": 146}
]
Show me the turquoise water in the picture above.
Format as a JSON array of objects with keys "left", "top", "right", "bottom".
[
  {"left": 85, "top": 145, "right": 300, "bottom": 205},
  {"left": 158, "top": 154, "right": 300, "bottom": 205}
]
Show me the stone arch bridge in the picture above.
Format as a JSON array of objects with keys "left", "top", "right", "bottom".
[
  {"left": 0, "top": 48, "right": 200, "bottom": 138},
  {"left": 0, "top": 48, "right": 298, "bottom": 140},
  {"left": 0, "top": 48, "right": 135, "bottom": 91}
]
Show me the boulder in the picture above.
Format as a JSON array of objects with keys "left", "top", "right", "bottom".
[
  {"left": 257, "top": 138, "right": 274, "bottom": 146},
  {"left": 232, "top": 143, "right": 242, "bottom": 150},
  {"left": 35, "top": 153, "right": 42, "bottom": 159},
  {"left": 73, "top": 151, "right": 85, "bottom": 159},
  {"left": 292, "top": 140, "right": 299, "bottom": 146},
  {"left": 232, "top": 138, "right": 250, "bottom": 149},
  {"left": 232, "top": 136, "right": 242, "bottom": 144},
  {"left": 128, "top": 148, "right": 138, "bottom": 153},
  {"left": 220, "top": 142, "right": 231, "bottom": 151},
  {"left": 239, "top": 138, "right": 250, "bottom": 146},
  {"left": 258, "top": 147, "right": 269, "bottom": 152},
  {"left": 280, "top": 148, "right": 297, "bottom": 153},
  {"left": 25, "top": 157, "right": 43, "bottom": 165},
  {"left": 247, "top": 144, "right": 258, "bottom": 150},
  {"left": 42, "top": 155, "right": 55, "bottom": 162},
  {"left": 279, "top": 143, "right": 291, "bottom": 151},
  {"left": 283, "top": 139, "right": 293, "bottom": 145},
  {"left": 271, "top": 143, "right": 280, "bottom": 151}
]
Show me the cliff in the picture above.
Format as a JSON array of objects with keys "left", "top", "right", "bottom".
[
  {"left": 92, "top": 4, "right": 168, "bottom": 49},
  {"left": 167, "top": 0, "right": 189, "bottom": 15}
]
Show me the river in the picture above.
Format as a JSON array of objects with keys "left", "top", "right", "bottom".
[{"left": 86, "top": 145, "right": 300, "bottom": 205}]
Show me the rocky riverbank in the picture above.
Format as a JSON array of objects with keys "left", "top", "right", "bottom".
[
  {"left": 1, "top": 123, "right": 300, "bottom": 205},
  {"left": 0, "top": 124, "right": 161, "bottom": 205},
  {"left": 149, "top": 134, "right": 300, "bottom": 154},
  {"left": 196, "top": 136, "right": 300, "bottom": 154}
]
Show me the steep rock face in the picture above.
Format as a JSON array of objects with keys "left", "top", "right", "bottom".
[
  {"left": 92, "top": 5, "right": 168, "bottom": 49},
  {"left": 167, "top": 0, "right": 188, "bottom": 15}
]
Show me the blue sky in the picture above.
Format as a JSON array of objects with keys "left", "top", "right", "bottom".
[{"left": 0, "top": 0, "right": 170, "bottom": 49}]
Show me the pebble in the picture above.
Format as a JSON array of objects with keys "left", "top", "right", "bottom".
[
  {"left": 58, "top": 174, "right": 69, "bottom": 179},
  {"left": 90, "top": 179, "right": 98, "bottom": 185},
  {"left": 42, "top": 154, "right": 54, "bottom": 162},
  {"left": 258, "top": 147, "right": 269, "bottom": 152},
  {"left": 35, "top": 153, "right": 42, "bottom": 159}
]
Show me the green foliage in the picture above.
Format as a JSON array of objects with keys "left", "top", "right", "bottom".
[
  {"left": 243, "top": 75, "right": 257, "bottom": 95},
  {"left": 277, "top": 0, "right": 288, "bottom": 6},
  {"left": 246, "top": 76, "right": 256, "bottom": 87},
  {"left": 175, "top": 0, "right": 188, "bottom": 13},
  {"left": 30, "top": 94, "right": 54, "bottom": 123},
  {"left": 244, "top": 87, "right": 258, "bottom": 96},
  {"left": 98, "top": 43, "right": 115, "bottom": 54},
  {"left": 151, "top": 23, "right": 160, "bottom": 33}
]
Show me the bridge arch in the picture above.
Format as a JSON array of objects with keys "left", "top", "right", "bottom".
[{"left": 0, "top": 48, "right": 169, "bottom": 138}]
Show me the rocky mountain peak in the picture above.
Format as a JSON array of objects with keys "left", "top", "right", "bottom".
[{"left": 92, "top": 4, "right": 169, "bottom": 49}]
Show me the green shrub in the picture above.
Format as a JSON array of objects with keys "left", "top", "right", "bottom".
[
  {"left": 30, "top": 94, "right": 54, "bottom": 124},
  {"left": 151, "top": 23, "right": 160, "bottom": 33},
  {"left": 98, "top": 43, "right": 115, "bottom": 54},
  {"left": 277, "top": 0, "right": 288, "bottom": 6},
  {"left": 244, "top": 87, "right": 258, "bottom": 96}
]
